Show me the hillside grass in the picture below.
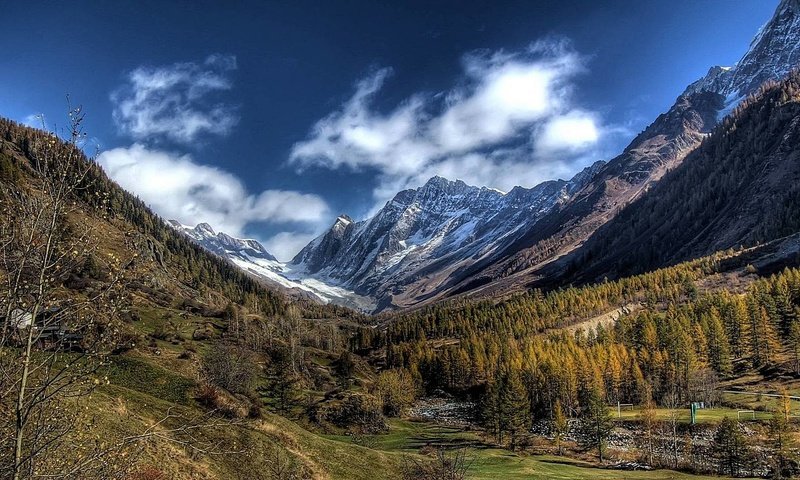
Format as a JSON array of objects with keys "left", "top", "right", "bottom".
[
  {"left": 96, "top": 351, "right": 408, "bottom": 479},
  {"left": 468, "top": 452, "right": 729, "bottom": 479}
]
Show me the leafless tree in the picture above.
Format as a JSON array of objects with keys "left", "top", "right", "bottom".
[
  {"left": 279, "top": 305, "right": 305, "bottom": 374},
  {"left": 662, "top": 390, "right": 682, "bottom": 470},
  {"left": 0, "top": 104, "right": 137, "bottom": 479},
  {"left": 401, "top": 447, "right": 473, "bottom": 480}
]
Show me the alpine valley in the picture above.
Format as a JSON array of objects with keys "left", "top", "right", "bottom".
[
  {"left": 176, "top": 0, "right": 800, "bottom": 314},
  {"left": 5, "top": 1, "right": 800, "bottom": 480}
]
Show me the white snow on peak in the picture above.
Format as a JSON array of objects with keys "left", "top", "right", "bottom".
[{"left": 169, "top": 220, "right": 374, "bottom": 311}]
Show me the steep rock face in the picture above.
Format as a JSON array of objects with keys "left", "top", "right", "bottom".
[
  {"left": 292, "top": 162, "right": 604, "bottom": 309},
  {"left": 686, "top": 0, "right": 800, "bottom": 101},
  {"left": 296, "top": 215, "right": 355, "bottom": 273}
]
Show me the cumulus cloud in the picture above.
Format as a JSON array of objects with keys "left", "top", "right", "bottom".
[
  {"left": 535, "top": 110, "right": 600, "bottom": 155},
  {"left": 263, "top": 232, "right": 319, "bottom": 262},
  {"left": 97, "top": 144, "right": 330, "bottom": 243},
  {"left": 290, "top": 39, "right": 617, "bottom": 205},
  {"left": 111, "top": 54, "right": 239, "bottom": 144},
  {"left": 104, "top": 54, "right": 332, "bottom": 259}
]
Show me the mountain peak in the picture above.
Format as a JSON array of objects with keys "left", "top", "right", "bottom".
[
  {"left": 422, "top": 175, "right": 474, "bottom": 190},
  {"left": 684, "top": 0, "right": 800, "bottom": 101},
  {"left": 417, "top": 176, "right": 475, "bottom": 198},
  {"left": 424, "top": 175, "right": 451, "bottom": 186},
  {"left": 170, "top": 221, "right": 277, "bottom": 262},
  {"left": 335, "top": 214, "right": 354, "bottom": 225},
  {"left": 195, "top": 222, "right": 216, "bottom": 236}
]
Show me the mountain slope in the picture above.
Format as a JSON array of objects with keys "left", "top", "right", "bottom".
[
  {"left": 563, "top": 72, "right": 800, "bottom": 284},
  {"left": 432, "top": 0, "right": 800, "bottom": 299},
  {"left": 281, "top": 0, "right": 800, "bottom": 311},
  {"left": 169, "top": 221, "right": 377, "bottom": 311},
  {"left": 0, "top": 116, "right": 380, "bottom": 478},
  {"left": 292, "top": 162, "right": 603, "bottom": 311},
  {"left": 0, "top": 118, "right": 295, "bottom": 318}
]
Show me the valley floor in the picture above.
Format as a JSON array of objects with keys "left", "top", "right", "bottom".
[
  {"left": 323, "top": 419, "right": 740, "bottom": 480},
  {"left": 94, "top": 352, "right": 742, "bottom": 479}
]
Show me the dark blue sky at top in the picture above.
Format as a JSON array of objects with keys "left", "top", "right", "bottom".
[{"left": 0, "top": 0, "right": 779, "bottom": 258}]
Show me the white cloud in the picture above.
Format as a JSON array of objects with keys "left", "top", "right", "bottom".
[
  {"left": 263, "top": 232, "right": 318, "bottom": 262},
  {"left": 535, "top": 110, "right": 600, "bottom": 154},
  {"left": 289, "top": 39, "right": 612, "bottom": 205},
  {"left": 103, "top": 54, "right": 332, "bottom": 260},
  {"left": 111, "top": 54, "right": 239, "bottom": 144},
  {"left": 97, "top": 144, "right": 330, "bottom": 244}
]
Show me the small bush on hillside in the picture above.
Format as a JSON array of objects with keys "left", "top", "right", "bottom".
[
  {"left": 201, "top": 344, "right": 258, "bottom": 396},
  {"left": 314, "top": 393, "right": 387, "bottom": 434}
]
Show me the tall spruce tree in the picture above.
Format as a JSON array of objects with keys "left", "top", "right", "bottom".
[
  {"left": 577, "top": 387, "right": 614, "bottom": 462},
  {"left": 499, "top": 368, "right": 531, "bottom": 449},
  {"left": 713, "top": 417, "right": 749, "bottom": 477}
]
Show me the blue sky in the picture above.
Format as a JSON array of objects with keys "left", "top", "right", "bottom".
[{"left": 0, "top": 0, "right": 779, "bottom": 260}]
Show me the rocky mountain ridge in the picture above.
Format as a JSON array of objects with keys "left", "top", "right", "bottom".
[{"left": 291, "top": 161, "right": 605, "bottom": 310}]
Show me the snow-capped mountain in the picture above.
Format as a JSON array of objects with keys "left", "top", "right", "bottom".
[
  {"left": 293, "top": 0, "right": 800, "bottom": 310},
  {"left": 168, "top": 221, "right": 375, "bottom": 311},
  {"left": 170, "top": 221, "right": 278, "bottom": 261},
  {"left": 455, "top": 0, "right": 800, "bottom": 295},
  {"left": 172, "top": 0, "right": 800, "bottom": 314},
  {"left": 685, "top": 0, "right": 800, "bottom": 107},
  {"left": 291, "top": 161, "right": 605, "bottom": 310}
]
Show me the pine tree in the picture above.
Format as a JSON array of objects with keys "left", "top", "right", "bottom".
[
  {"left": 769, "top": 392, "right": 796, "bottom": 479},
  {"left": 499, "top": 369, "right": 531, "bottom": 449},
  {"left": 480, "top": 380, "right": 502, "bottom": 443},
  {"left": 752, "top": 305, "right": 780, "bottom": 368},
  {"left": 578, "top": 387, "right": 614, "bottom": 462},
  {"left": 789, "top": 318, "right": 800, "bottom": 374},
  {"left": 707, "top": 308, "right": 733, "bottom": 375},
  {"left": 552, "top": 400, "right": 569, "bottom": 456},
  {"left": 713, "top": 417, "right": 749, "bottom": 477}
]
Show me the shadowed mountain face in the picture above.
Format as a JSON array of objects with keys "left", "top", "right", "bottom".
[
  {"left": 455, "top": 90, "right": 726, "bottom": 295},
  {"left": 558, "top": 72, "right": 800, "bottom": 286}
]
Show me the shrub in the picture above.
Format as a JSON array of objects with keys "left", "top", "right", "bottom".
[
  {"left": 375, "top": 369, "right": 416, "bottom": 417},
  {"left": 316, "top": 394, "right": 387, "bottom": 434},
  {"left": 201, "top": 344, "right": 258, "bottom": 396},
  {"left": 195, "top": 382, "right": 223, "bottom": 409}
]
